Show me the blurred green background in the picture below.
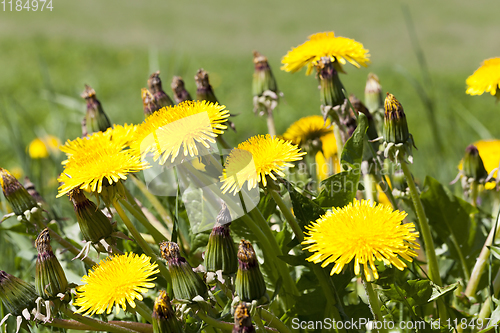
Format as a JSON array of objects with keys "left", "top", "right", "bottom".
[{"left": 1, "top": 0, "right": 499, "bottom": 192}]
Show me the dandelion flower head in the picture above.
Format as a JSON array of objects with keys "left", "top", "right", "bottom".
[
  {"left": 281, "top": 32, "right": 370, "bottom": 75},
  {"left": 73, "top": 253, "right": 159, "bottom": 316},
  {"left": 221, "top": 134, "right": 305, "bottom": 194},
  {"left": 466, "top": 57, "right": 500, "bottom": 97},
  {"left": 303, "top": 199, "right": 419, "bottom": 281}
]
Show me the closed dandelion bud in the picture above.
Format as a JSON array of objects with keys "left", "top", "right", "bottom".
[
  {"left": 463, "top": 145, "right": 488, "bottom": 182},
  {"left": 159, "top": 241, "right": 207, "bottom": 300},
  {"left": 205, "top": 203, "right": 237, "bottom": 275},
  {"left": 195, "top": 69, "right": 218, "bottom": 104},
  {"left": 171, "top": 76, "right": 192, "bottom": 104},
  {"left": 148, "top": 71, "right": 174, "bottom": 108},
  {"left": 383, "top": 93, "right": 409, "bottom": 144},
  {"left": 81, "top": 85, "right": 112, "bottom": 134},
  {"left": 35, "top": 228, "right": 68, "bottom": 299},
  {"left": 69, "top": 189, "right": 113, "bottom": 244},
  {"left": 233, "top": 302, "right": 255, "bottom": 333},
  {"left": 382, "top": 93, "right": 415, "bottom": 163},
  {"left": 152, "top": 290, "right": 183, "bottom": 333},
  {"left": 142, "top": 88, "right": 162, "bottom": 117},
  {"left": 0, "top": 168, "right": 37, "bottom": 216},
  {"left": 0, "top": 271, "right": 37, "bottom": 316},
  {"left": 235, "top": 240, "right": 266, "bottom": 302},
  {"left": 253, "top": 51, "right": 278, "bottom": 97},
  {"left": 317, "top": 57, "right": 346, "bottom": 108},
  {"left": 365, "top": 73, "right": 384, "bottom": 113}
]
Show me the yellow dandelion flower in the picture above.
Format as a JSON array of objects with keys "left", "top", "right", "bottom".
[
  {"left": 458, "top": 139, "right": 500, "bottom": 190},
  {"left": 28, "top": 138, "right": 49, "bottom": 159},
  {"left": 283, "top": 115, "right": 332, "bottom": 146},
  {"left": 281, "top": 32, "right": 370, "bottom": 75},
  {"left": 303, "top": 199, "right": 419, "bottom": 282},
  {"left": 316, "top": 132, "right": 339, "bottom": 180},
  {"left": 466, "top": 57, "right": 500, "bottom": 97},
  {"left": 74, "top": 253, "right": 159, "bottom": 316},
  {"left": 133, "top": 100, "right": 230, "bottom": 165},
  {"left": 57, "top": 128, "right": 149, "bottom": 197},
  {"left": 221, "top": 134, "right": 306, "bottom": 195}
]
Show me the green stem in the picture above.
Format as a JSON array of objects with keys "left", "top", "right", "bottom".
[
  {"left": 195, "top": 309, "right": 234, "bottom": 332},
  {"left": 363, "top": 172, "right": 376, "bottom": 203},
  {"left": 217, "top": 136, "right": 231, "bottom": 150},
  {"left": 267, "top": 111, "right": 277, "bottom": 137},
  {"left": 253, "top": 309, "right": 267, "bottom": 332},
  {"left": 269, "top": 190, "right": 303, "bottom": 242},
  {"left": 60, "top": 307, "right": 141, "bottom": 333},
  {"left": 471, "top": 181, "right": 479, "bottom": 207},
  {"left": 333, "top": 123, "right": 344, "bottom": 158},
  {"left": 134, "top": 300, "right": 153, "bottom": 323},
  {"left": 112, "top": 200, "right": 172, "bottom": 285},
  {"left": 465, "top": 217, "right": 500, "bottom": 297},
  {"left": 478, "top": 268, "right": 500, "bottom": 323},
  {"left": 400, "top": 161, "right": 448, "bottom": 321},
  {"left": 400, "top": 162, "right": 440, "bottom": 284},
  {"left": 362, "top": 277, "right": 388, "bottom": 333},
  {"left": 119, "top": 197, "right": 167, "bottom": 244},
  {"left": 260, "top": 308, "right": 292, "bottom": 333},
  {"left": 46, "top": 319, "right": 153, "bottom": 332},
  {"left": 129, "top": 175, "right": 173, "bottom": 230}
]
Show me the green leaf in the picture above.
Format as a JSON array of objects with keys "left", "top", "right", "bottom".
[
  {"left": 314, "top": 170, "right": 360, "bottom": 208},
  {"left": 382, "top": 279, "right": 433, "bottom": 308},
  {"left": 277, "top": 253, "right": 308, "bottom": 266},
  {"left": 428, "top": 282, "right": 459, "bottom": 302},
  {"left": 420, "top": 176, "right": 477, "bottom": 275},
  {"left": 283, "top": 179, "right": 325, "bottom": 228},
  {"left": 341, "top": 112, "right": 368, "bottom": 169}
]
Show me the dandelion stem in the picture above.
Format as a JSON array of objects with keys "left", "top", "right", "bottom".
[
  {"left": 362, "top": 277, "right": 388, "bottom": 333},
  {"left": 267, "top": 111, "right": 277, "bottom": 137},
  {"left": 134, "top": 301, "right": 153, "bottom": 323},
  {"left": 119, "top": 196, "right": 167, "bottom": 244},
  {"left": 47, "top": 319, "right": 153, "bottom": 332},
  {"left": 400, "top": 160, "right": 448, "bottom": 321},
  {"left": 129, "top": 175, "right": 173, "bottom": 230},
  {"left": 60, "top": 306, "right": 142, "bottom": 333},
  {"left": 269, "top": 189, "right": 303, "bottom": 242},
  {"left": 112, "top": 200, "right": 172, "bottom": 286},
  {"left": 465, "top": 209, "right": 500, "bottom": 297}
]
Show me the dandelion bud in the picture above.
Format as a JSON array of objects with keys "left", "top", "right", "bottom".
[
  {"left": 0, "top": 168, "right": 37, "bottom": 216},
  {"left": 159, "top": 242, "right": 207, "bottom": 301},
  {"left": 253, "top": 51, "right": 278, "bottom": 97},
  {"left": 195, "top": 69, "right": 218, "bottom": 104},
  {"left": 171, "top": 76, "right": 192, "bottom": 104},
  {"left": 152, "top": 290, "right": 183, "bottom": 333},
  {"left": 235, "top": 240, "right": 266, "bottom": 302},
  {"left": 364, "top": 73, "right": 384, "bottom": 113},
  {"left": 317, "top": 57, "right": 346, "bottom": 108},
  {"left": 81, "top": 85, "right": 112, "bottom": 134},
  {"left": 0, "top": 271, "right": 37, "bottom": 316},
  {"left": 233, "top": 302, "right": 255, "bottom": 333},
  {"left": 463, "top": 145, "right": 488, "bottom": 182},
  {"left": 205, "top": 203, "right": 237, "bottom": 275},
  {"left": 384, "top": 93, "right": 409, "bottom": 144},
  {"left": 382, "top": 93, "right": 415, "bottom": 162},
  {"left": 142, "top": 88, "right": 162, "bottom": 117},
  {"left": 35, "top": 228, "right": 68, "bottom": 299},
  {"left": 69, "top": 189, "right": 113, "bottom": 245},
  {"left": 148, "top": 71, "right": 174, "bottom": 108}
]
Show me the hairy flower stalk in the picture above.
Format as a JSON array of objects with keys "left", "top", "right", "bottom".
[
  {"left": 205, "top": 202, "right": 238, "bottom": 275},
  {"left": 148, "top": 71, "right": 174, "bottom": 108},
  {"left": 232, "top": 302, "right": 255, "bottom": 333},
  {"left": 365, "top": 73, "right": 384, "bottom": 134},
  {"left": 152, "top": 291, "right": 183, "bottom": 333},
  {"left": 235, "top": 240, "right": 267, "bottom": 302},
  {"left": 171, "top": 76, "right": 192, "bottom": 104},
  {"left": 35, "top": 228, "right": 69, "bottom": 299},
  {"left": 69, "top": 189, "right": 114, "bottom": 250},
  {"left": 252, "top": 51, "right": 279, "bottom": 136},
  {"left": 159, "top": 241, "right": 207, "bottom": 301},
  {"left": 142, "top": 88, "right": 162, "bottom": 117},
  {"left": 81, "top": 85, "right": 112, "bottom": 134}
]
